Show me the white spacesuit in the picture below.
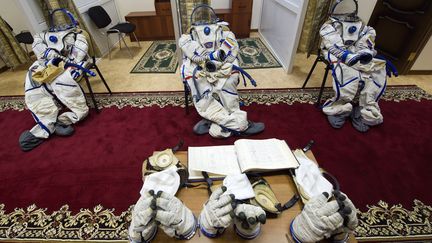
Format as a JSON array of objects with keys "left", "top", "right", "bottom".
[
  {"left": 179, "top": 5, "right": 264, "bottom": 138},
  {"left": 19, "top": 9, "right": 92, "bottom": 151},
  {"left": 320, "top": 0, "right": 389, "bottom": 132}
]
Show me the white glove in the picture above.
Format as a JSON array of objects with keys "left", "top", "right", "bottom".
[
  {"left": 234, "top": 204, "right": 266, "bottom": 239},
  {"left": 328, "top": 46, "right": 373, "bottom": 66},
  {"left": 129, "top": 190, "right": 158, "bottom": 243},
  {"left": 290, "top": 192, "right": 344, "bottom": 243},
  {"left": 331, "top": 191, "right": 358, "bottom": 242},
  {"left": 154, "top": 191, "right": 197, "bottom": 240},
  {"left": 199, "top": 186, "right": 235, "bottom": 238}
]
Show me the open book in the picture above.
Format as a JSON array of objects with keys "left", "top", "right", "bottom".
[{"left": 188, "top": 139, "right": 299, "bottom": 180}]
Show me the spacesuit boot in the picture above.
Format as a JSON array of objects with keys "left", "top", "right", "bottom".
[
  {"left": 55, "top": 121, "right": 75, "bottom": 136},
  {"left": 193, "top": 119, "right": 212, "bottom": 135}
]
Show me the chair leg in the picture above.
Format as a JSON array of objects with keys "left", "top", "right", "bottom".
[
  {"left": 132, "top": 32, "right": 141, "bottom": 47},
  {"left": 106, "top": 34, "right": 111, "bottom": 60},
  {"left": 94, "top": 64, "right": 112, "bottom": 94},
  {"left": 121, "top": 34, "right": 133, "bottom": 58},
  {"left": 84, "top": 74, "right": 100, "bottom": 112},
  {"left": 118, "top": 33, "right": 122, "bottom": 49},
  {"left": 302, "top": 54, "right": 320, "bottom": 89},
  {"left": 184, "top": 83, "right": 190, "bottom": 115},
  {"left": 24, "top": 45, "right": 30, "bottom": 58},
  {"left": 315, "top": 64, "right": 330, "bottom": 107}
]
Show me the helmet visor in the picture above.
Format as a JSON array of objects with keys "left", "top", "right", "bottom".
[
  {"left": 190, "top": 5, "right": 218, "bottom": 26},
  {"left": 331, "top": 0, "right": 358, "bottom": 18}
]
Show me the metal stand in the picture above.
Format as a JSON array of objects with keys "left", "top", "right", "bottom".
[{"left": 301, "top": 50, "right": 331, "bottom": 107}]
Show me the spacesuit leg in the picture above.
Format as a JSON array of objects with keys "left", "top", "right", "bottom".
[
  {"left": 322, "top": 54, "right": 360, "bottom": 128},
  {"left": 358, "top": 59, "right": 387, "bottom": 127},
  {"left": 51, "top": 71, "right": 89, "bottom": 125},
  {"left": 185, "top": 68, "right": 248, "bottom": 138},
  {"left": 20, "top": 70, "right": 59, "bottom": 151},
  {"left": 218, "top": 72, "right": 241, "bottom": 113}
]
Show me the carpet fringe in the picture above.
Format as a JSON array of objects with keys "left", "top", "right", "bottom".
[
  {"left": 1, "top": 199, "right": 431, "bottom": 241},
  {"left": 1, "top": 86, "right": 431, "bottom": 112}
]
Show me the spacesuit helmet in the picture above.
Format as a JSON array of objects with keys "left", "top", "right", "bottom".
[
  {"left": 190, "top": 4, "right": 219, "bottom": 26},
  {"left": 330, "top": 0, "right": 360, "bottom": 22},
  {"left": 49, "top": 8, "right": 79, "bottom": 32}
]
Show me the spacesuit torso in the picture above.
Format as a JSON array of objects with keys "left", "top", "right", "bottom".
[{"left": 31, "top": 28, "right": 89, "bottom": 79}]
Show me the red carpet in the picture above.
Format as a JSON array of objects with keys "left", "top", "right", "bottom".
[{"left": 0, "top": 99, "right": 431, "bottom": 213}]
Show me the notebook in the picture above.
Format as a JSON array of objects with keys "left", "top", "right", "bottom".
[{"left": 188, "top": 139, "right": 299, "bottom": 180}]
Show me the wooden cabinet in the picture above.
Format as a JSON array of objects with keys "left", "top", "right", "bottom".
[
  {"left": 230, "top": 0, "right": 253, "bottom": 38},
  {"left": 125, "top": 0, "right": 174, "bottom": 41},
  {"left": 125, "top": 0, "right": 253, "bottom": 41}
]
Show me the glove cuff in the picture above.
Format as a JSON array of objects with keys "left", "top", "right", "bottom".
[
  {"left": 129, "top": 226, "right": 158, "bottom": 243},
  {"left": 176, "top": 216, "right": 197, "bottom": 240},
  {"left": 289, "top": 220, "right": 304, "bottom": 243},
  {"left": 198, "top": 213, "right": 225, "bottom": 238},
  {"left": 234, "top": 223, "right": 261, "bottom": 240}
]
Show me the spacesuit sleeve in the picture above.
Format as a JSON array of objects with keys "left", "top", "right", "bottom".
[
  {"left": 178, "top": 34, "right": 208, "bottom": 63},
  {"left": 355, "top": 26, "right": 377, "bottom": 56},
  {"left": 71, "top": 33, "right": 89, "bottom": 62},
  {"left": 32, "top": 33, "right": 59, "bottom": 62},
  {"left": 219, "top": 31, "right": 239, "bottom": 63},
  {"left": 320, "top": 22, "right": 344, "bottom": 50}
]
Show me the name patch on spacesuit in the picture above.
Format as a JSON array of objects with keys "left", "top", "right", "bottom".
[{"left": 204, "top": 42, "right": 214, "bottom": 48}]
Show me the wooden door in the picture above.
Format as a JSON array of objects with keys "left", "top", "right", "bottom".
[{"left": 368, "top": 0, "right": 432, "bottom": 74}]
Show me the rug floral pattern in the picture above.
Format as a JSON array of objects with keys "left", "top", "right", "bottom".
[
  {"left": 130, "top": 41, "right": 178, "bottom": 73},
  {"left": 237, "top": 38, "right": 282, "bottom": 69},
  {"left": 1, "top": 86, "right": 432, "bottom": 242}
]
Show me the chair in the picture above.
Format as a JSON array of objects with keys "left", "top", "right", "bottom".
[
  {"left": 5, "top": 20, "right": 34, "bottom": 57},
  {"left": 87, "top": 6, "right": 140, "bottom": 59},
  {"left": 79, "top": 30, "right": 112, "bottom": 112},
  {"left": 301, "top": 48, "right": 331, "bottom": 107}
]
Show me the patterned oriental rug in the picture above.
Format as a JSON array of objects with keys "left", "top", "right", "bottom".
[
  {"left": 0, "top": 86, "right": 431, "bottom": 242},
  {"left": 130, "top": 38, "right": 281, "bottom": 73}
]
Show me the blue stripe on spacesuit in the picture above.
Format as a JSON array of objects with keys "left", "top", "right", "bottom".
[
  {"left": 55, "top": 82, "right": 77, "bottom": 87},
  {"left": 25, "top": 86, "right": 42, "bottom": 93},
  {"left": 181, "top": 65, "right": 186, "bottom": 82},
  {"left": 375, "top": 79, "right": 387, "bottom": 102},
  {"left": 30, "top": 111, "right": 51, "bottom": 135},
  {"left": 222, "top": 89, "right": 237, "bottom": 95},
  {"left": 328, "top": 52, "right": 341, "bottom": 103},
  {"left": 340, "top": 77, "right": 358, "bottom": 87},
  {"left": 372, "top": 79, "right": 382, "bottom": 88}
]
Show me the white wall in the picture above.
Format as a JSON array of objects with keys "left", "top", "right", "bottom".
[
  {"left": 0, "top": 0, "right": 35, "bottom": 68},
  {"left": 0, "top": 0, "right": 33, "bottom": 33},
  {"left": 251, "top": 0, "right": 262, "bottom": 29},
  {"left": 211, "top": 0, "right": 230, "bottom": 9},
  {"left": 358, "top": 0, "right": 377, "bottom": 23},
  {"left": 74, "top": 0, "right": 122, "bottom": 55},
  {"left": 115, "top": 0, "right": 155, "bottom": 21},
  {"left": 411, "top": 37, "right": 432, "bottom": 70}
]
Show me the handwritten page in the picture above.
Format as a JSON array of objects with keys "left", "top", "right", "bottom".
[
  {"left": 235, "top": 139, "right": 299, "bottom": 172},
  {"left": 188, "top": 145, "right": 242, "bottom": 176}
]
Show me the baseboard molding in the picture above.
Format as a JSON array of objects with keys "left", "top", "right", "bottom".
[
  {"left": 251, "top": 28, "right": 258, "bottom": 32},
  {"left": 408, "top": 70, "right": 432, "bottom": 75}
]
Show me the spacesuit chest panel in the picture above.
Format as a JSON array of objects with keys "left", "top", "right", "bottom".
[
  {"left": 192, "top": 25, "right": 223, "bottom": 52},
  {"left": 341, "top": 21, "right": 363, "bottom": 46},
  {"left": 45, "top": 30, "right": 76, "bottom": 54}
]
